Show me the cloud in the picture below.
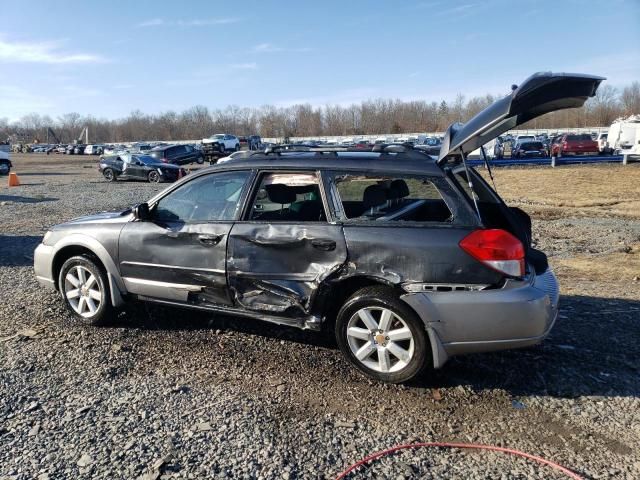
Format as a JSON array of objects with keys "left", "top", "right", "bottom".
[
  {"left": 113, "top": 84, "right": 134, "bottom": 89},
  {"left": 275, "top": 88, "right": 380, "bottom": 108},
  {"left": 433, "top": 3, "right": 476, "bottom": 17},
  {"left": 137, "top": 18, "right": 240, "bottom": 27},
  {"left": 0, "top": 37, "right": 106, "bottom": 64},
  {"left": 0, "top": 84, "right": 54, "bottom": 121},
  {"left": 230, "top": 63, "right": 258, "bottom": 70},
  {"left": 252, "top": 43, "right": 311, "bottom": 54}
]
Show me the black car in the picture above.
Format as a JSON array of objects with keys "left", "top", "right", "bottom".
[
  {"left": 511, "top": 140, "right": 548, "bottom": 158},
  {"left": 0, "top": 157, "right": 11, "bottom": 175},
  {"left": 148, "top": 144, "right": 204, "bottom": 166},
  {"left": 98, "top": 153, "right": 187, "bottom": 183}
]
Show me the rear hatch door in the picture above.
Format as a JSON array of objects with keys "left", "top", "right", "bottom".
[{"left": 438, "top": 72, "right": 604, "bottom": 163}]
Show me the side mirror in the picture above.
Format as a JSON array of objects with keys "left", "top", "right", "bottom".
[{"left": 133, "top": 202, "right": 151, "bottom": 221}]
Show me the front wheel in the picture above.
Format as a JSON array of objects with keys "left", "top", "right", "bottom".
[
  {"left": 58, "top": 255, "right": 113, "bottom": 325},
  {"left": 218, "top": 144, "right": 225, "bottom": 153},
  {"left": 335, "top": 286, "right": 430, "bottom": 383},
  {"left": 148, "top": 170, "right": 161, "bottom": 183},
  {"left": 235, "top": 144, "right": 240, "bottom": 151},
  {"left": 103, "top": 168, "right": 116, "bottom": 182},
  {"left": 196, "top": 155, "right": 204, "bottom": 165}
]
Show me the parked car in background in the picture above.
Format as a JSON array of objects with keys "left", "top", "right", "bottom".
[
  {"left": 596, "top": 133, "right": 612, "bottom": 155},
  {"left": 550, "top": 133, "right": 598, "bottom": 157},
  {"left": 607, "top": 115, "right": 640, "bottom": 157},
  {"left": 201, "top": 134, "right": 241, "bottom": 162},
  {"left": 84, "top": 145, "right": 104, "bottom": 155},
  {"left": 99, "top": 153, "right": 187, "bottom": 183},
  {"left": 148, "top": 144, "right": 204, "bottom": 165},
  {"left": 0, "top": 145, "right": 11, "bottom": 175},
  {"left": 247, "top": 135, "right": 262, "bottom": 150},
  {"left": 511, "top": 140, "right": 548, "bottom": 158}
]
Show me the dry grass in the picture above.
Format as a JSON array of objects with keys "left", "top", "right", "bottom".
[{"left": 480, "top": 164, "right": 640, "bottom": 219}]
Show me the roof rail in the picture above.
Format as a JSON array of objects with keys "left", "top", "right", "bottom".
[{"left": 257, "top": 142, "right": 435, "bottom": 160}]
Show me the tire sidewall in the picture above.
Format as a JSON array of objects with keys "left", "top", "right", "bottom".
[
  {"left": 58, "top": 255, "right": 110, "bottom": 325},
  {"left": 148, "top": 171, "right": 160, "bottom": 183},
  {"left": 103, "top": 168, "right": 115, "bottom": 182},
  {"left": 335, "top": 288, "right": 429, "bottom": 383}
]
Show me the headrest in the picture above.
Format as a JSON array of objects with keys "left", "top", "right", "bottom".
[
  {"left": 265, "top": 184, "right": 297, "bottom": 204},
  {"left": 363, "top": 185, "right": 387, "bottom": 209},
  {"left": 390, "top": 179, "right": 410, "bottom": 198}
]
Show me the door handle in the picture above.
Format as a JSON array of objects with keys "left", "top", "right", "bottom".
[
  {"left": 310, "top": 238, "right": 336, "bottom": 251},
  {"left": 198, "top": 234, "right": 224, "bottom": 246}
]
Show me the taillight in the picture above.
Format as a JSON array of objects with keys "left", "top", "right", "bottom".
[{"left": 459, "top": 229, "right": 525, "bottom": 277}]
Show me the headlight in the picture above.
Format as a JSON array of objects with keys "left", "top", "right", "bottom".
[{"left": 43, "top": 231, "right": 52, "bottom": 244}]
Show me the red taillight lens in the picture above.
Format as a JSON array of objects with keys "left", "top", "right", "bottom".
[{"left": 459, "top": 229, "right": 525, "bottom": 277}]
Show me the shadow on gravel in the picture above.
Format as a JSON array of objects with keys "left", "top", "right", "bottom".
[
  {"left": 0, "top": 194, "right": 58, "bottom": 203},
  {"left": 18, "top": 172, "right": 73, "bottom": 176},
  {"left": 109, "top": 294, "right": 640, "bottom": 399},
  {"left": 0, "top": 235, "right": 42, "bottom": 266}
]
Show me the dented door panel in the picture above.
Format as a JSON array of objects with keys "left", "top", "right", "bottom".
[
  {"left": 227, "top": 223, "right": 348, "bottom": 316},
  {"left": 118, "top": 221, "right": 232, "bottom": 305}
]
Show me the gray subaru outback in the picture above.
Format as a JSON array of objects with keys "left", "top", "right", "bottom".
[{"left": 34, "top": 72, "right": 603, "bottom": 383}]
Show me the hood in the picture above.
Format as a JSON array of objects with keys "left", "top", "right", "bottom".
[
  {"left": 438, "top": 72, "right": 605, "bottom": 163},
  {"left": 61, "top": 210, "right": 133, "bottom": 226}
]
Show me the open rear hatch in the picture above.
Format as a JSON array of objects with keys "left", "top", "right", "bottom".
[
  {"left": 438, "top": 72, "right": 605, "bottom": 163},
  {"left": 440, "top": 72, "right": 605, "bottom": 276}
]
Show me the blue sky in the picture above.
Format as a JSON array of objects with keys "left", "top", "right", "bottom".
[{"left": 1, "top": 0, "right": 638, "bottom": 121}]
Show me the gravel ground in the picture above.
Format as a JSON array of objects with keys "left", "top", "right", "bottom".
[{"left": 0, "top": 155, "right": 639, "bottom": 479}]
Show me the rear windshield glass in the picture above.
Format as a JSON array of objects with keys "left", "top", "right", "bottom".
[
  {"left": 333, "top": 173, "right": 452, "bottom": 223},
  {"left": 520, "top": 142, "right": 543, "bottom": 149},
  {"left": 566, "top": 134, "right": 593, "bottom": 141}
]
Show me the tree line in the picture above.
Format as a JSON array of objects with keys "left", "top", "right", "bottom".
[{"left": 2, "top": 82, "right": 638, "bottom": 144}]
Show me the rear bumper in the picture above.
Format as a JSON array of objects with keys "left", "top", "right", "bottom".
[{"left": 402, "top": 269, "right": 559, "bottom": 368}]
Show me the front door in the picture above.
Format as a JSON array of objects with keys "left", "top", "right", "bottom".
[
  {"left": 118, "top": 170, "right": 252, "bottom": 306},
  {"left": 227, "top": 171, "right": 347, "bottom": 318}
]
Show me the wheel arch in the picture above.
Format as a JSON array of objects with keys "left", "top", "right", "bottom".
[{"left": 51, "top": 234, "right": 126, "bottom": 307}]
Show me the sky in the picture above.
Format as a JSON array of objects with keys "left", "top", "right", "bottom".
[{"left": 1, "top": 0, "right": 639, "bottom": 122}]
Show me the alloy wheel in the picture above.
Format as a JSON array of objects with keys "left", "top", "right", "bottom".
[
  {"left": 64, "top": 266, "right": 102, "bottom": 318},
  {"left": 346, "top": 307, "right": 415, "bottom": 373}
]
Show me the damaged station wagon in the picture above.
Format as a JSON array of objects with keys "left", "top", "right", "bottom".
[{"left": 34, "top": 72, "right": 603, "bottom": 383}]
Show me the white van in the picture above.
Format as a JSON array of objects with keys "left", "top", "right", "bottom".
[{"left": 608, "top": 115, "right": 640, "bottom": 156}]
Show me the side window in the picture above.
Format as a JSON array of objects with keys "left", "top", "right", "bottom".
[
  {"left": 154, "top": 171, "right": 250, "bottom": 223},
  {"left": 247, "top": 172, "right": 327, "bottom": 222},
  {"left": 333, "top": 173, "right": 452, "bottom": 223}
]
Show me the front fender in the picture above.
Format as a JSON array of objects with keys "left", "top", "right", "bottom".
[{"left": 51, "top": 233, "right": 127, "bottom": 307}]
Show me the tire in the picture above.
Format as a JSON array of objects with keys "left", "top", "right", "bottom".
[
  {"left": 218, "top": 144, "right": 225, "bottom": 153},
  {"left": 335, "top": 286, "right": 430, "bottom": 384},
  {"left": 103, "top": 168, "right": 116, "bottom": 182},
  {"left": 58, "top": 255, "right": 113, "bottom": 326},
  {"left": 196, "top": 155, "right": 204, "bottom": 165},
  {"left": 235, "top": 144, "right": 240, "bottom": 152},
  {"left": 148, "top": 170, "right": 161, "bottom": 183}
]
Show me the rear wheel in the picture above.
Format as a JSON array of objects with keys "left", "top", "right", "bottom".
[
  {"left": 148, "top": 170, "right": 161, "bottom": 183},
  {"left": 335, "top": 286, "right": 429, "bottom": 383},
  {"left": 103, "top": 168, "right": 116, "bottom": 182},
  {"left": 58, "top": 256, "right": 112, "bottom": 326},
  {"left": 196, "top": 155, "right": 204, "bottom": 165}
]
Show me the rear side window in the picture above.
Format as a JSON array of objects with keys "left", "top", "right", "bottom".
[{"left": 333, "top": 173, "right": 452, "bottom": 223}]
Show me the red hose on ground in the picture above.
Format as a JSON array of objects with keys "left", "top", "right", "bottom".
[{"left": 335, "top": 442, "right": 584, "bottom": 479}]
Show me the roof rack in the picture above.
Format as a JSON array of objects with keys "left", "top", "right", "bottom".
[{"left": 261, "top": 142, "right": 433, "bottom": 159}]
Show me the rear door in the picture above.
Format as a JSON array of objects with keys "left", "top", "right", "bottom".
[
  {"left": 118, "top": 170, "right": 252, "bottom": 306},
  {"left": 227, "top": 170, "right": 347, "bottom": 318}
]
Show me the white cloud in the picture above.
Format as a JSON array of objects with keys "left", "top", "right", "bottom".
[
  {"left": 230, "top": 63, "right": 258, "bottom": 70},
  {"left": 137, "top": 18, "right": 240, "bottom": 27},
  {"left": 252, "top": 43, "right": 311, "bottom": 54},
  {"left": 113, "top": 84, "right": 134, "bottom": 89},
  {"left": 0, "top": 85, "right": 54, "bottom": 121},
  {"left": 0, "top": 37, "right": 106, "bottom": 64},
  {"left": 275, "top": 88, "right": 380, "bottom": 108}
]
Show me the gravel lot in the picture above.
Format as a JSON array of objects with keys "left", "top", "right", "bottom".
[{"left": 1, "top": 155, "right": 639, "bottom": 479}]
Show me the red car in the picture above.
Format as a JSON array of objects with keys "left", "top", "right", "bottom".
[{"left": 551, "top": 133, "right": 598, "bottom": 157}]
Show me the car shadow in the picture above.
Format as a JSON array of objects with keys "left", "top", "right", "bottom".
[
  {"left": 0, "top": 235, "right": 43, "bottom": 266},
  {"left": 112, "top": 293, "right": 640, "bottom": 399},
  {"left": 0, "top": 194, "right": 57, "bottom": 203}
]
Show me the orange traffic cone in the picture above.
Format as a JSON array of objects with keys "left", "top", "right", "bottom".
[{"left": 8, "top": 172, "right": 20, "bottom": 187}]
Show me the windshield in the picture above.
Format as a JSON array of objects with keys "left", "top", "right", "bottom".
[
  {"left": 213, "top": 134, "right": 225, "bottom": 140},
  {"left": 425, "top": 138, "right": 441, "bottom": 146}
]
